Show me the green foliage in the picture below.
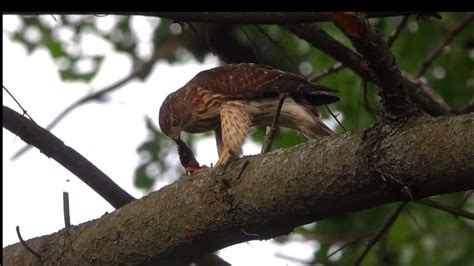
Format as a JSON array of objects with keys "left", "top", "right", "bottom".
[
  {"left": 298, "top": 196, "right": 474, "bottom": 265},
  {"left": 133, "top": 117, "right": 189, "bottom": 190},
  {"left": 9, "top": 13, "right": 474, "bottom": 265},
  {"left": 11, "top": 16, "right": 105, "bottom": 82},
  {"left": 134, "top": 117, "right": 170, "bottom": 190}
]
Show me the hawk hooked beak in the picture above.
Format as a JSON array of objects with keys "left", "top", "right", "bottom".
[
  {"left": 168, "top": 131, "right": 181, "bottom": 142},
  {"left": 171, "top": 134, "right": 181, "bottom": 142}
]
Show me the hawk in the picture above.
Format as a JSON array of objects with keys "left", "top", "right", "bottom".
[{"left": 159, "top": 63, "right": 339, "bottom": 170}]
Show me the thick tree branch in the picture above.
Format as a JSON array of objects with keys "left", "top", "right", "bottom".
[
  {"left": 333, "top": 13, "right": 418, "bottom": 119},
  {"left": 285, "top": 23, "right": 452, "bottom": 116},
  {"left": 4, "top": 113, "right": 473, "bottom": 265},
  {"left": 10, "top": 12, "right": 441, "bottom": 24},
  {"left": 3, "top": 105, "right": 136, "bottom": 208},
  {"left": 149, "top": 12, "right": 440, "bottom": 24},
  {"left": 4, "top": 106, "right": 228, "bottom": 265}
]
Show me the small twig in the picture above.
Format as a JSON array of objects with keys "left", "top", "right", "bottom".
[
  {"left": 239, "top": 26, "right": 262, "bottom": 63},
  {"left": 361, "top": 79, "right": 376, "bottom": 119},
  {"left": 255, "top": 25, "right": 299, "bottom": 73},
  {"left": 460, "top": 97, "right": 474, "bottom": 114},
  {"left": 3, "top": 85, "right": 37, "bottom": 124},
  {"left": 63, "top": 192, "right": 71, "bottom": 228},
  {"left": 204, "top": 24, "right": 219, "bottom": 58},
  {"left": 327, "top": 234, "right": 371, "bottom": 259},
  {"left": 186, "top": 22, "right": 215, "bottom": 57},
  {"left": 416, "top": 13, "right": 474, "bottom": 78},
  {"left": 261, "top": 93, "right": 288, "bottom": 154},
  {"left": 325, "top": 105, "right": 347, "bottom": 132},
  {"left": 309, "top": 62, "right": 344, "bottom": 82},
  {"left": 185, "top": 22, "right": 200, "bottom": 39},
  {"left": 458, "top": 190, "right": 473, "bottom": 208},
  {"left": 416, "top": 198, "right": 474, "bottom": 220},
  {"left": 240, "top": 228, "right": 260, "bottom": 237},
  {"left": 386, "top": 15, "right": 410, "bottom": 48},
  {"left": 352, "top": 201, "right": 407, "bottom": 266},
  {"left": 194, "top": 253, "right": 231, "bottom": 266},
  {"left": 16, "top": 226, "right": 43, "bottom": 261},
  {"left": 275, "top": 253, "right": 312, "bottom": 265},
  {"left": 401, "top": 186, "right": 414, "bottom": 200},
  {"left": 236, "top": 160, "right": 249, "bottom": 180},
  {"left": 404, "top": 207, "right": 426, "bottom": 234},
  {"left": 92, "top": 14, "right": 109, "bottom": 18}
]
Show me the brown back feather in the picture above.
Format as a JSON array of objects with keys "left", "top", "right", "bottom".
[{"left": 187, "top": 63, "right": 339, "bottom": 106}]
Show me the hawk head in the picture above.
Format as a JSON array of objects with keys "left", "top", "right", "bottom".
[{"left": 159, "top": 92, "right": 191, "bottom": 141}]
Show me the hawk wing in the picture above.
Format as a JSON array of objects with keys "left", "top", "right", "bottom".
[{"left": 188, "top": 63, "right": 339, "bottom": 106}]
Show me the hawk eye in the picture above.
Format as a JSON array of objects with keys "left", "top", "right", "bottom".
[{"left": 172, "top": 117, "right": 179, "bottom": 127}]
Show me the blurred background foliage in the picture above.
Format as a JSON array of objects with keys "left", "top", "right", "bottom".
[{"left": 7, "top": 13, "right": 474, "bottom": 265}]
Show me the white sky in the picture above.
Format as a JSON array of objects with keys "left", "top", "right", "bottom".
[{"left": 2, "top": 15, "right": 321, "bottom": 265}]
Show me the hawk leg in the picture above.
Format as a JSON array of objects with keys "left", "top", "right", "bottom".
[{"left": 216, "top": 104, "right": 251, "bottom": 166}]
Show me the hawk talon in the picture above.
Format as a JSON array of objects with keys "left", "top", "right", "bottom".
[
  {"left": 215, "top": 146, "right": 232, "bottom": 167},
  {"left": 185, "top": 165, "right": 210, "bottom": 175}
]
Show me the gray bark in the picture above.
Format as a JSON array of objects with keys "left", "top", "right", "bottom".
[{"left": 3, "top": 113, "right": 473, "bottom": 265}]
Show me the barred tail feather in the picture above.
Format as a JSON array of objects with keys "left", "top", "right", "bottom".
[{"left": 305, "top": 118, "right": 334, "bottom": 138}]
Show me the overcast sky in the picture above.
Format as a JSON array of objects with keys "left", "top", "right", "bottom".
[{"left": 2, "top": 15, "right": 327, "bottom": 265}]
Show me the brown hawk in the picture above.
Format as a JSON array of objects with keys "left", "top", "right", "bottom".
[{"left": 159, "top": 63, "right": 339, "bottom": 169}]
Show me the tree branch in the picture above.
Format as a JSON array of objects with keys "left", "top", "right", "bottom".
[
  {"left": 325, "top": 234, "right": 371, "bottom": 260},
  {"left": 309, "top": 62, "right": 345, "bottom": 82},
  {"left": 352, "top": 202, "right": 407, "bottom": 266},
  {"left": 261, "top": 93, "right": 288, "bottom": 154},
  {"left": 284, "top": 24, "right": 371, "bottom": 78},
  {"left": 386, "top": 15, "right": 410, "bottom": 48},
  {"left": 461, "top": 97, "right": 474, "bottom": 114},
  {"left": 4, "top": 106, "right": 228, "bottom": 265},
  {"left": 285, "top": 23, "right": 452, "bottom": 116},
  {"left": 15, "top": 226, "right": 43, "bottom": 262},
  {"left": 63, "top": 192, "right": 71, "bottom": 228},
  {"left": 3, "top": 105, "right": 136, "bottom": 208},
  {"left": 332, "top": 13, "right": 418, "bottom": 119},
  {"left": 416, "top": 198, "right": 474, "bottom": 220},
  {"left": 149, "top": 12, "right": 440, "bottom": 24},
  {"left": 416, "top": 13, "right": 474, "bottom": 78},
  {"left": 10, "top": 12, "right": 441, "bottom": 24},
  {"left": 3, "top": 85, "right": 37, "bottom": 124},
  {"left": 4, "top": 113, "right": 473, "bottom": 265},
  {"left": 308, "top": 14, "right": 409, "bottom": 83}
]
